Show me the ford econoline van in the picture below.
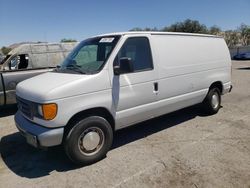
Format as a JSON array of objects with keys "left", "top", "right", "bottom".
[{"left": 15, "top": 32, "right": 232, "bottom": 165}]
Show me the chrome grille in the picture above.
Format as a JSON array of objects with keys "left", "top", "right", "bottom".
[{"left": 16, "top": 97, "right": 33, "bottom": 119}]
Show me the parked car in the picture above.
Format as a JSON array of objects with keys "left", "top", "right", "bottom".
[
  {"left": 15, "top": 32, "right": 232, "bottom": 165},
  {"left": 0, "top": 42, "right": 77, "bottom": 106},
  {"left": 233, "top": 52, "right": 250, "bottom": 60}
]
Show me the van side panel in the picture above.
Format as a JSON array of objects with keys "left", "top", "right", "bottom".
[
  {"left": 150, "top": 35, "right": 231, "bottom": 115},
  {"left": 30, "top": 43, "right": 77, "bottom": 68},
  {"left": 30, "top": 45, "right": 49, "bottom": 68},
  {"left": 47, "top": 44, "right": 65, "bottom": 67}
]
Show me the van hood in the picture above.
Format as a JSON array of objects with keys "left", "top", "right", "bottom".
[{"left": 16, "top": 71, "right": 110, "bottom": 103}]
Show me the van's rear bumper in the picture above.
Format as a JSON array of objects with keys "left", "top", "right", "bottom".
[{"left": 15, "top": 111, "right": 64, "bottom": 148}]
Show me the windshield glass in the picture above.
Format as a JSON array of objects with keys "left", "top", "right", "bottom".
[{"left": 58, "top": 35, "right": 120, "bottom": 74}]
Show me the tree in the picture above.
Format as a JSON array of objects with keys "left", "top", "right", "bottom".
[
  {"left": 238, "top": 24, "right": 250, "bottom": 46},
  {"left": 129, "top": 27, "right": 144, "bottom": 31},
  {"left": 162, "top": 19, "right": 208, "bottom": 34},
  {"left": 130, "top": 19, "right": 209, "bottom": 34},
  {"left": 224, "top": 30, "right": 240, "bottom": 48},
  {"left": 130, "top": 27, "right": 158, "bottom": 31},
  {"left": 129, "top": 21, "right": 250, "bottom": 48},
  {"left": 1, "top": 46, "right": 12, "bottom": 55},
  {"left": 60, "top": 38, "right": 77, "bottom": 43},
  {"left": 209, "top": 25, "right": 221, "bottom": 35}
]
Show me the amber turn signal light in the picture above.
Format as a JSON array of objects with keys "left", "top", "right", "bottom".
[{"left": 42, "top": 103, "right": 57, "bottom": 120}]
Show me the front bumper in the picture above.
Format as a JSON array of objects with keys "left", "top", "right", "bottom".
[{"left": 15, "top": 111, "right": 64, "bottom": 148}]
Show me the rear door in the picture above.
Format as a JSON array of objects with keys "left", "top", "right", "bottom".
[{"left": 111, "top": 36, "right": 158, "bottom": 128}]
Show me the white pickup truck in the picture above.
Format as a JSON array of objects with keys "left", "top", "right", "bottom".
[{"left": 15, "top": 32, "right": 232, "bottom": 165}]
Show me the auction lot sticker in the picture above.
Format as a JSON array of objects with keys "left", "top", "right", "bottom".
[{"left": 99, "top": 38, "right": 114, "bottom": 43}]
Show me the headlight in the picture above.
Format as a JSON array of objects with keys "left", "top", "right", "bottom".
[
  {"left": 37, "top": 103, "right": 57, "bottom": 120},
  {"left": 37, "top": 105, "right": 43, "bottom": 117}
]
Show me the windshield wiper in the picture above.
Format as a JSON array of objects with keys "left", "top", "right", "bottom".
[{"left": 65, "top": 64, "right": 87, "bottom": 74}]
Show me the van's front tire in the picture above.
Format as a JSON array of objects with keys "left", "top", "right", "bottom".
[
  {"left": 64, "top": 116, "right": 113, "bottom": 166},
  {"left": 202, "top": 88, "right": 221, "bottom": 115}
]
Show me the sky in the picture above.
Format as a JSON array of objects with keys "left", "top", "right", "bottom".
[{"left": 0, "top": 0, "right": 249, "bottom": 47}]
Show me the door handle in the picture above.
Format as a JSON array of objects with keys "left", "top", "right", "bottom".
[{"left": 153, "top": 82, "right": 158, "bottom": 94}]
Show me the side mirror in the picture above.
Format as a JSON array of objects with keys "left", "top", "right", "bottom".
[{"left": 114, "top": 57, "right": 133, "bottom": 75}]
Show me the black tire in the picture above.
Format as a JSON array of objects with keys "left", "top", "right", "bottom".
[
  {"left": 202, "top": 88, "right": 221, "bottom": 115},
  {"left": 64, "top": 116, "right": 113, "bottom": 165}
]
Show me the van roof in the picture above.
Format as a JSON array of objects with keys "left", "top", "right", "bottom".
[{"left": 94, "top": 31, "right": 222, "bottom": 38}]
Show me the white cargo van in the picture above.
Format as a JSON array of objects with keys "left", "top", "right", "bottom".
[{"left": 15, "top": 32, "right": 232, "bottom": 165}]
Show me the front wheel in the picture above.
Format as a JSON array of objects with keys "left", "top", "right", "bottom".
[
  {"left": 202, "top": 88, "right": 221, "bottom": 115},
  {"left": 64, "top": 116, "right": 113, "bottom": 165}
]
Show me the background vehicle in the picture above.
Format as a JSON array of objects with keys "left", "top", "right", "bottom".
[
  {"left": 233, "top": 52, "right": 250, "bottom": 60},
  {"left": 15, "top": 32, "right": 232, "bottom": 165},
  {"left": 0, "top": 42, "right": 77, "bottom": 106},
  {"left": 0, "top": 52, "right": 4, "bottom": 65}
]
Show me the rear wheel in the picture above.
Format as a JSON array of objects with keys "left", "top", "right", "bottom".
[
  {"left": 64, "top": 116, "right": 113, "bottom": 165},
  {"left": 202, "top": 88, "right": 221, "bottom": 115}
]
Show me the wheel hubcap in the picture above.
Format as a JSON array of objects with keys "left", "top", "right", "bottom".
[
  {"left": 82, "top": 132, "right": 100, "bottom": 150},
  {"left": 211, "top": 93, "right": 219, "bottom": 109},
  {"left": 78, "top": 127, "right": 104, "bottom": 156}
]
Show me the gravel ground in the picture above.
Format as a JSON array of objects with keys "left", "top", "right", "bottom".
[{"left": 0, "top": 60, "right": 250, "bottom": 188}]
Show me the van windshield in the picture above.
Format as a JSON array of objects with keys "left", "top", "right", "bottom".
[{"left": 58, "top": 36, "right": 120, "bottom": 74}]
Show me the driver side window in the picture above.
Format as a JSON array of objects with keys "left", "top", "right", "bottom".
[
  {"left": 8, "top": 54, "right": 29, "bottom": 70},
  {"left": 115, "top": 37, "right": 153, "bottom": 72}
]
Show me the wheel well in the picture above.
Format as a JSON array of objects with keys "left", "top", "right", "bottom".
[
  {"left": 209, "top": 81, "right": 223, "bottom": 94},
  {"left": 64, "top": 107, "right": 115, "bottom": 139}
]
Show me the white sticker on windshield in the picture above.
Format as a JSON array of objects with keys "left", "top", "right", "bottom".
[{"left": 99, "top": 37, "right": 114, "bottom": 43}]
